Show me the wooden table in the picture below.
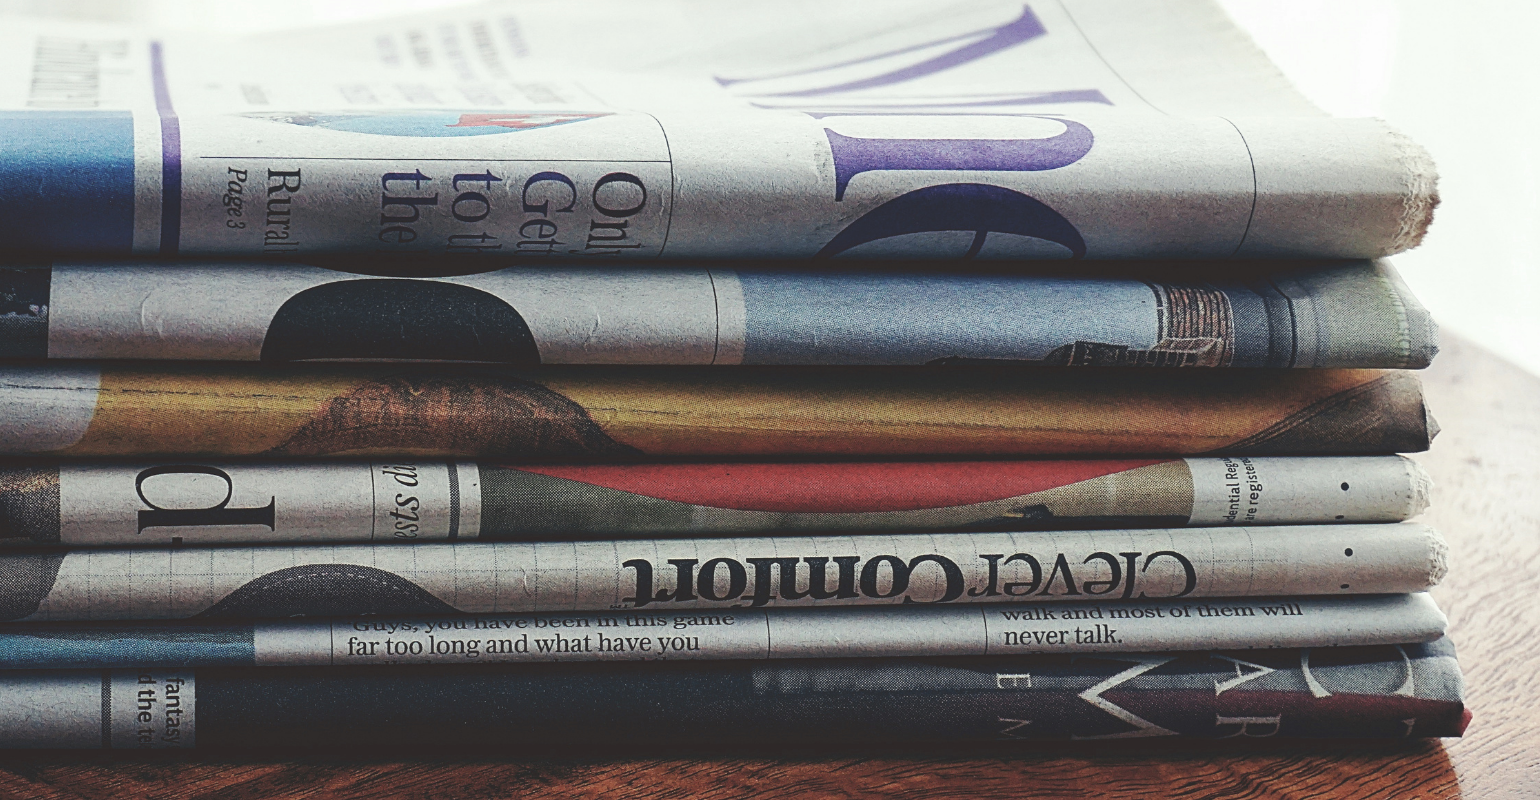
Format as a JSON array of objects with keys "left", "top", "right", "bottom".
[{"left": 0, "top": 334, "right": 1535, "bottom": 799}]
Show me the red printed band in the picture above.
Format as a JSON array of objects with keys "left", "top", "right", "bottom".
[
  {"left": 473, "top": 460, "right": 1194, "bottom": 537},
  {"left": 502, "top": 459, "right": 1174, "bottom": 513}
]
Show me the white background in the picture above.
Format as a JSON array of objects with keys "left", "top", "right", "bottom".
[{"left": 1219, "top": 0, "right": 1540, "bottom": 376}]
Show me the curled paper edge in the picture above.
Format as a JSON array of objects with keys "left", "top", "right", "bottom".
[
  {"left": 1387, "top": 123, "right": 1440, "bottom": 254},
  {"left": 1424, "top": 523, "right": 1451, "bottom": 586},
  {"left": 1404, "top": 456, "right": 1434, "bottom": 519}
]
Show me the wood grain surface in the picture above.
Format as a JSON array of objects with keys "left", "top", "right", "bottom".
[{"left": 0, "top": 334, "right": 1534, "bottom": 799}]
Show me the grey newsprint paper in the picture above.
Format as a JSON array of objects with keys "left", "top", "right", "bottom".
[
  {"left": 0, "top": 594, "right": 1447, "bottom": 668},
  {"left": 2, "top": 259, "right": 1438, "bottom": 368},
  {"left": 0, "top": 456, "right": 1432, "bottom": 547},
  {"left": 3, "top": 0, "right": 1434, "bottom": 260},
  {"left": 0, "top": 524, "right": 1448, "bottom": 621},
  {"left": 0, "top": 635, "right": 1470, "bottom": 747}
]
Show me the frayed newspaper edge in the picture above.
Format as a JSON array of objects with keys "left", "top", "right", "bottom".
[
  {"left": 1425, "top": 524, "right": 1450, "bottom": 585},
  {"left": 1388, "top": 124, "right": 1440, "bottom": 254},
  {"left": 1404, "top": 457, "right": 1434, "bottom": 519}
]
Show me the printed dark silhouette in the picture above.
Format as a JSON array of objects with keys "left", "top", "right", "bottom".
[
  {"left": 0, "top": 268, "right": 49, "bottom": 359},
  {"left": 260, "top": 279, "right": 540, "bottom": 364},
  {"left": 0, "top": 465, "right": 59, "bottom": 543},
  {"left": 265, "top": 372, "right": 642, "bottom": 459},
  {"left": 196, "top": 564, "right": 462, "bottom": 618},
  {"left": 0, "top": 551, "right": 66, "bottom": 620}
]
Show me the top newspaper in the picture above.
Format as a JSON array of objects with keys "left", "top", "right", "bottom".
[{"left": 1, "top": 0, "right": 1434, "bottom": 261}]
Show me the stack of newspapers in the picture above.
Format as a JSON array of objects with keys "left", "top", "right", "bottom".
[{"left": 0, "top": 0, "right": 1467, "bottom": 750}]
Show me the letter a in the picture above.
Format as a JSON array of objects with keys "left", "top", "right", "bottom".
[{"left": 1211, "top": 655, "right": 1276, "bottom": 696}]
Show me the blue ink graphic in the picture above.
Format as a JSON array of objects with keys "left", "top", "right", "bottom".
[
  {"left": 717, "top": 5, "right": 1049, "bottom": 97},
  {"left": 0, "top": 111, "right": 134, "bottom": 253},
  {"left": 789, "top": 91, "right": 1114, "bottom": 116},
  {"left": 0, "top": 626, "right": 255, "bottom": 668},
  {"left": 152, "top": 41, "right": 181, "bottom": 255},
  {"left": 826, "top": 117, "right": 1094, "bottom": 199}
]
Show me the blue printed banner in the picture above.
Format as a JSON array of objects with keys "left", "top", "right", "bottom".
[{"left": 0, "top": 111, "right": 134, "bottom": 253}]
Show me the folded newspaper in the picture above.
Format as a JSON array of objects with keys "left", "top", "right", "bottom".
[
  {"left": 0, "top": 260, "right": 1437, "bottom": 368},
  {"left": 0, "top": 594, "right": 1447, "bottom": 668},
  {"left": 0, "top": 524, "right": 1448, "bottom": 621},
  {"left": 0, "top": 456, "right": 1430, "bottom": 547},
  {"left": 3, "top": 0, "right": 1435, "bottom": 260},
  {"left": 0, "top": 364, "right": 1436, "bottom": 459},
  {"left": 0, "top": 640, "right": 1469, "bottom": 747}
]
